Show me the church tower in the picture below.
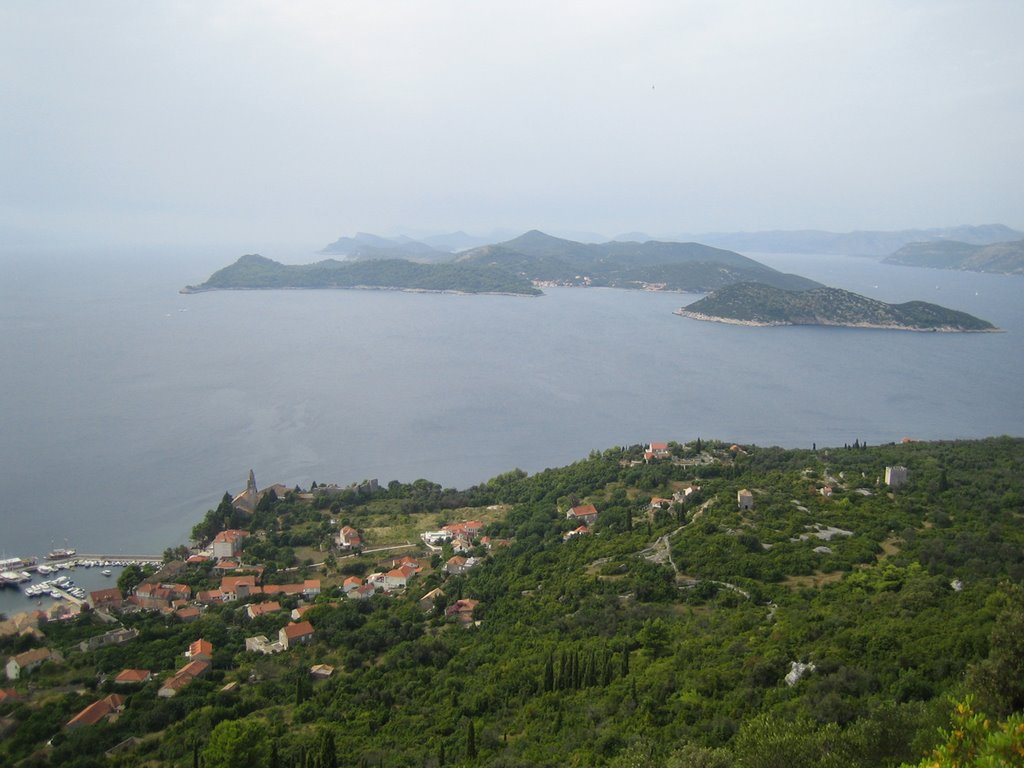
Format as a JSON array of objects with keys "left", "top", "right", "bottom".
[{"left": 232, "top": 469, "right": 259, "bottom": 513}]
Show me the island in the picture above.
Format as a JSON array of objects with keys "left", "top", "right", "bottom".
[
  {"left": 183, "top": 231, "right": 820, "bottom": 296},
  {"left": 675, "top": 282, "right": 997, "bottom": 331},
  {"left": 883, "top": 238, "right": 1024, "bottom": 275}
]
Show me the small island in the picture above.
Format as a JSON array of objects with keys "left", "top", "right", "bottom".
[{"left": 675, "top": 282, "right": 998, "bottom": 332}]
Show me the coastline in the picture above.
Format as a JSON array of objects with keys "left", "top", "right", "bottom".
[
  {"left": 180, "top": 284, "right": 541, "bottom": 297},
  {"left": 672, "top": 308, "right": 1003, "bottom": 333}
]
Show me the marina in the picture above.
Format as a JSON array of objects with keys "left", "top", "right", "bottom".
[{"left": 0, "top": 553, "right": 163, "bottom": 615}]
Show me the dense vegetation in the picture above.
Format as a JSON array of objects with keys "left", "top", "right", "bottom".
[
  {"left": 3, "top": 437, "right": 1024, "bottom": 767},
  {"left": 681, "top": 282, "right": 996, "bottom": 331},
  {"left": 182, "top": 255, "right": 542, "bottom": 296},
  {"left": 884, "top": 239, "right": 1024, "bottom": 275}
]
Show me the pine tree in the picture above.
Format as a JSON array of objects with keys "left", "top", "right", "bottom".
[
  {"left": 544, "top": 651, "right": 554, "bottom": 692},
  {"left": 621, "top": 646, "right": 630, "bottom": 676}
]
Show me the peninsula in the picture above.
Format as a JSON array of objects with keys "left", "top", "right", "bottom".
[
  {"left": 883, "top": 238, "right": 1024, "bottom": 275},
  {"left": 676, "top": 282, "right": 997, "bottom": 332},
  {"left": 181, "top": 254, "right": 542, "bottom": 296}
]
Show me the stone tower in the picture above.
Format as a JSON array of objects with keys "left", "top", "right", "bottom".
[{"left": 232, "top": 469, "right": 259, "bottom": 513}]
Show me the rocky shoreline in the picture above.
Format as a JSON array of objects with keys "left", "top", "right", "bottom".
[{"left": 673, "top": 308, "right": 1002, "bottom": 333}]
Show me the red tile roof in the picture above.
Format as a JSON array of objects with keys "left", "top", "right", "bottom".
[
  {"left": 282, "top": 621, "right": 314, "bottom": 641},
  {"left": 178, "top": 659, "right": 210, "bottom": 679},
  {"left": 114, "top": 669, "right": 151, "bottom": 684},
  {"left": 66, "top": 694, "right": 124, "bottom": 729},
  {"left": 188, "top": 639, "right": 213, "bottom": 659}
]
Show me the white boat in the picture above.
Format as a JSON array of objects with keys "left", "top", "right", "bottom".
[
  {"left": 101, "top": 569, "right": 112, "bottom": 576},
  {"left": 37, "top": 565, "right": 54, "bottom": 575}
]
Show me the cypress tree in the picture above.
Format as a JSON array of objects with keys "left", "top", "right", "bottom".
[
  {"left": 320, "top": 729, "right": 337, "bottom": 768},
  {"left": 544, "top": 651, "right": 555, "bottom": 692},
  {"left": 621, "top": 646, "right": 630, "bottom": 676},
  {"left": 467, "top": 720, "right": 477, "bottom": 760}
]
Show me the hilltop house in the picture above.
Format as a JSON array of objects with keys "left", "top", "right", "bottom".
[
  {"left": 563, "top": 525, "right": 590, "bottom": 541},
  {"left": 645, "top": 442, "right": 671, "bottom": 461},
  {"left": 66, "top": 694, "right": 125, "bottom": 730},
  {"left": 444, "top": 556, "right": 480, "bottom": 575},
  {"left": 158, "top": 660, "right": 210, "bottom": 698},
  {"left": 212, "top": 529, "right": 249, "bottom": 559},
  {"left": 87, "top": 587, "right": 123, "bottom": 612},
  {"left": 187, "top": 639, "right": 213, "bottom": 662},
  {"left": 419, "top": 587, "right": 445, "bottom": 612},
  {"left": 6, "top": 647, "right": 60, "bottom": 680},
  {"left": 114, "top": 669, "right": 153, "bottom": 685},
  {"left": 566, "top": 504, "right": 599, "bottom": 525},
  {"left": 246, "top": 601, "right": 282, "bottom": 619},
  {"left": 337, "top": 525, "right": 362, "bottom": 549},
  {"left": 445, "top": 599, "right": 479, "bottom": 625},
  {"left": 279, "top": 621, "right": 315, "bottom": 650}
]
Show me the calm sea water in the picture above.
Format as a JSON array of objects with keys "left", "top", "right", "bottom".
[{"left": 1, "top": 248, "right": 1021, "bottom": 583}]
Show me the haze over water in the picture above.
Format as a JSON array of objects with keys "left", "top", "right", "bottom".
[{"left": 1, "top": 249, "right": 1021, "bottom": 562}]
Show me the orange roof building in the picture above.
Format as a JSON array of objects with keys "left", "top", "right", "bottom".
[{"left": 66, "top": 694, "right": 124, "bottom": 729}]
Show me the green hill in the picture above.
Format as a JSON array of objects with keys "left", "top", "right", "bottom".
[
  {"left": 454, "top": 230, "right": 820, "bottom": 292},
  {"left": 679, "top": 282, "right": 996, "bottom": 331},
  {"left": 884, "top": 239, "right": 1024, "bottom": 274}
]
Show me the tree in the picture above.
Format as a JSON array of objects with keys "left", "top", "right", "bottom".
[
  {"left": 966, "top": 584, "right": 1024, "bottom": 717},
  {"left": 902, "top": 697, "right": 1024, "bottom": 768},
  {"left": 203, "top": 719, "right": 272, "bottom": 768}
]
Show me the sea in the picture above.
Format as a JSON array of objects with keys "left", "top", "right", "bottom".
[{"left": 1, "top": 246, "right": 1022, "bottom": 616}]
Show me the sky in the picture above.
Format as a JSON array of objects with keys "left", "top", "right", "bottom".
[{"left": 2, "top": 1, "right": 1022, "bottom": 252}]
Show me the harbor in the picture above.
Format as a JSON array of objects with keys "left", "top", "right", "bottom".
[{"left": 0, "top": 553, "right": 163, "bottom": 617}]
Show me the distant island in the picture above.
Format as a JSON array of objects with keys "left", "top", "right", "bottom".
[
  {"left": 883, "top": 239, "right": 1024, "bottom": 275},
  {"left": 676, "top": 282, "right": 997, "bottom": 332},
  {"left": 186, "top": 231, "right": 819, "bottom": 295},
  {"left": 317, "top": 224, "right": 1024, "bottom": 260},
  {"left": 665, "top": 223, "right": 1024, "bottom": 258}
]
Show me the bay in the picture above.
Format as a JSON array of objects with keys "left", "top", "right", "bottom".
[{"left": 1, "top": 248, "right": 1021, "bottom": 576}]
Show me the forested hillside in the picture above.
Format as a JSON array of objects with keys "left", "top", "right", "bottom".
[{"left": 3, "top": 438, "right": 1023, "bottom": 767}]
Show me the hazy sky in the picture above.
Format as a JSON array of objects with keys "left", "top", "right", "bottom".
[{"left": 2, "top": 1, "right": 1022, "bottom": 251}]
